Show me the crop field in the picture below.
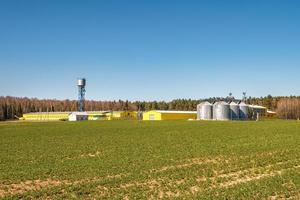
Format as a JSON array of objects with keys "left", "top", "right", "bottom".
[{"left": 0, "top": 120, "right": 300, "bottom": 199}]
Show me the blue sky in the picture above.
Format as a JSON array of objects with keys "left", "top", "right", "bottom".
[{"left": 0, "top": 0, "right": 300, "bottom": 101}]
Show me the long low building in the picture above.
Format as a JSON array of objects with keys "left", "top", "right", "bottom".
[
  {"left": 106, "top": 111, "right": 138, "bottom": 120},
  {"left": 20, "top": 111, "right": 138, "bottom": 121},
  {"left": 20, "top": 111, "right": 109, "bottom": 121},
  {"left": 21, "top": 112, "right": 70, "bottom": 121},
  {"left": 248, "top": 105, "right": 267, "bottom": 116},
  {"left": 143, "top": 110, "right": 197, "bottom": 120}
]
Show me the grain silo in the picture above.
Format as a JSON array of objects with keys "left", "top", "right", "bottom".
[
  {"left": 197, "top": 102, "right": 212, "bottom": 120},
  {"left": 212, "top": 102, "right": 218, "bottom": 120},
  {"left": 229, "top": 102, "right": 239, "bottom": 120},
  {"left": 213, "top": 101, "right": 230, "bottom": 120},
  {"left": 197, "top": 104, "right": 201, "bottom": 120},
  {"left": 239, "top": 102, "right": 249, "bottom": 120}
]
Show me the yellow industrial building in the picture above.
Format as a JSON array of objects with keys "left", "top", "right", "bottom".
[
  {"left": 87, "top": 112, "right": 110, "bottom": 120},
  {"left": 21, "top": 111, "right": 108, "bottom": 121},
  {"left": 21, "top": 112, "right": 70, "bottom": 121},
  {"left": 107, "top": 111, "right": 137, "bottom": 120},
  {"left": 143, "top": 110, "right": 197, "bottom": 120},
  {"left": 20, "top": 111, "right": 138, "bottom": 121}
]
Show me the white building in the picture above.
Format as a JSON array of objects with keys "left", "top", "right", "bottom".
[{"left": 68, "top": 112, "right": 88, "bottom": 121}]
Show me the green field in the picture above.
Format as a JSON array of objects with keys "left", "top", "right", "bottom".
[{"left": 0, "top": 120, "right": 300, "bottom": 199}]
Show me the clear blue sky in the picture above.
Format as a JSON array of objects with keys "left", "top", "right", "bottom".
[{"left": 0, "top": 0, "right": 300, "bottom": 101}]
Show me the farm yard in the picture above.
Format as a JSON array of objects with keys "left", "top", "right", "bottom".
[{"left": 0, "top": 120, "right": 300, "bottom": 199}]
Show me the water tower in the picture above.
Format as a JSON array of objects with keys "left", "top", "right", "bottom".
[{"left": 77, "top": 78, "right": 86, "bottom": 112}]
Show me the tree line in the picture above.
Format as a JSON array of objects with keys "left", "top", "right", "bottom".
[
  {"left": 276, "top": 98, "right": 300, "bottom": 120},
  {"left": 0, "top": 95, "right": 299, "bottom": 120}
]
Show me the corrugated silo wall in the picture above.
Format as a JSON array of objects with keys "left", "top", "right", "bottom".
[
  {"left": 214, "top": 102, "right": 230, "bottom": 120},
  {"left": 239, "top": 104, "right": 249, "bottom": 120},
  {"left": 229, "top": 103, "right": 240, "bottom": 120},
  {"left": 197, "top": 104, "right": 201, "bottom": 120},
  {"left": 213, "top": 103, "right": 217, "bottom": 120},
  {"left": 201, "top": 104, "right": 213, "bottom": 120}
]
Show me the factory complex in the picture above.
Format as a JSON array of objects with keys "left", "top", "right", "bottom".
[
  {"left": 19, "top": 78, "right": 274, "bottom": 121},
  {"left": 20, "top": 102, "right": 270, "bottom": 121}
]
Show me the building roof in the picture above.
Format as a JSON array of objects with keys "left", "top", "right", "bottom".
[
  {"left": 214, "top": 101, "right": 229, "bottom": 105},
  {"left": 249, "top": 105, "right": 267, "bottom": 109},
  {"left": 24, "top": 111, "right": 110, "bottom": 114},
  {"left": 86, "top": 111, "right": 111, "bottom": 114},
  {"left": 198, "top": 101, "right": 212, "bottom": 106},
  {"left": 150, "top": 110, "right": 197, "bottom": 114},
  {"left": 69, "top": 112, "right": 88, "bottom": 115},
  {"left": 24, "top": 112, "right": 71, "bottom": 114},
  {"left": 267, "top": 110, "right": 276, "bottom": 114}
]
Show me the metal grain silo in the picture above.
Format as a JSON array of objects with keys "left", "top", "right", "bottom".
[
  {"left": 214, "top": 101, "right": 230, "bottom": 121},
  {"left": 229, "top": 102, "right": 239, "bottom": 120},
  {"left": 213, "top": 102, "right": 218, "bottom": 120},
  {"left": 239, "top": 102, "right": 249, "bottom": 120},
  {"left": 197, "top": 102, "right": 212, "bottom": 120},
  {"left": 197, "top": 104, "right": 201, "bottom": 120}
]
